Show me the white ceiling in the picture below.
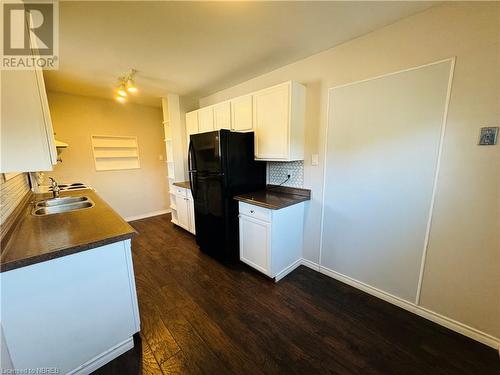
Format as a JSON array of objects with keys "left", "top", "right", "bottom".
[{"left": 44, "top": 1, "right": 436, "bottom": 107}]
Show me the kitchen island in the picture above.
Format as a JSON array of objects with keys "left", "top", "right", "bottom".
[{"left": 0, "top": 189, "right": 140, "bottom": 374}]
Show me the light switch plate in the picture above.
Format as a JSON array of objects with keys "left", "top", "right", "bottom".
[
  {"left": 311, "top": 154, "right": 319, "bottom": 166},
  {"left": 478, "top": 127, "right": 498, "bottom": 145}
]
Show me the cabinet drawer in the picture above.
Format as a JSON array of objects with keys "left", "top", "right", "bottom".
[
  {"left": 239, "top": 202, "right": 271, "bottom": 222},
  {"left": 174, "top": 187, "right": 187, "bottom": 196}
]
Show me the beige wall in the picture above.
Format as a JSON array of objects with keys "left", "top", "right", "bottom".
[
  {"left": 199, "top": 3, "right": 500, "bottom": 339},
  {"left": 46, "top": 92, "right": 169, "bottom": 220}
]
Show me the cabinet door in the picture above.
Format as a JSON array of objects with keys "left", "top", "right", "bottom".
[
  {"left": 239, "top": 215, "right": 271, "bottom": 275},
  {"left": 176, "top": 195, "right": 190, "bottom": 231},
  {"left": 231, "top": 95, "right": 253, "bottom": 131},
  {"left": 1, "top": 69, "right": 56, "bottom": 172},
  {"left": 187, "top": 195, "right": 196, "bottom": 235},
  {"left": 185, "top": 111, "right": 199, "bottom": 150},
  {"left": 213, "top": 102, "right": 231, "bottom": 130},
  {"left": 198, "top": 107, "right": 214, "bottom": 133},
  {"left": 253, "top": 84, "right": 290, "bottom": 160}
]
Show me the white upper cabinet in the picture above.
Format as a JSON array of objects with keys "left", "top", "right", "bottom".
[
  {"left": 1, "top": 69, "right": 57, "bottom": 172},
  {"left": 198, "top": 107, "right": 214, "bottom": 133},
  {"left": 185, "top": 110, "right": 199, "bottom": 147},
  {"left": 253, "top": 82, "right": 305, "bottom": 161},
  {"left": 231, "top": 95, "right": 253, "bottom": 132},
  {"left": 213, "top": 102, "right": 231, "bottom": 130},
  {"left": 185, "top": 81, "right": 306, "bottom": 161}
]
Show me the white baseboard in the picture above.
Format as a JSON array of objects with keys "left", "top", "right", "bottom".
[
  {"left": 300, "top": 258, "right": 320, "bottom": 271},
  {"left": 125, "top": 209, "right": 171, "bottom": 222},
  {"left": 68, "top": 337, "right": 134, "bottom": 375},
  {"left": 275, "top": 258, "right": 302, "bottom": 282},
  {"left": 300, "top": 259, "right": 500, "bottom": 351}
]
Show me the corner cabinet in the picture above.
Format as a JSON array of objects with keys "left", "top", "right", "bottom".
[
  {"left": 1, "top": 68, "right": 57, "bottom": 172},
  {"left": 238, "top": 201, "right": 304, "bottom": 281},
  {"left": 185, "top": 81, "right": 305, "bottom": 161}
]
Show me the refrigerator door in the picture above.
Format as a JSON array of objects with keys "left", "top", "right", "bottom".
[
  {"left": 193, "top": 173, "right": 226, "bottom": 256},
  {"left": 190, "top": 131, "right": 222, "bottom": 174}
]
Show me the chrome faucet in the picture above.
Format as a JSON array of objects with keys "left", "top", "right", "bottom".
[{"left": 49, "top": 177, "right": 60, "bottom": 198}]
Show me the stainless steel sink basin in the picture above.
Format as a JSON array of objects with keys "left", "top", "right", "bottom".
[
  {"left": 35, "top": 196, "right": 89, "bottom": 207},
  {"left": 33, "top": 199, "right": 94, "bottom": 216}
]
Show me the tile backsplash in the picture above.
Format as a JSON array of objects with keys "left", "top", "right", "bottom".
[
  {"left": 0, "top": 173, "right": 30, "bottom": 226},
  {"left": 267, "top": 161, "right": 304, "bottom": 188}
]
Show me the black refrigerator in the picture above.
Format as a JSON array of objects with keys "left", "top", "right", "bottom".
[{"left": 188, "top": 130, "right": 266, "bottom": 262}]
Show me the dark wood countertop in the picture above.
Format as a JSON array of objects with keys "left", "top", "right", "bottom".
[
  {"left": 234, "top": 185, "right": 311, "bottom": 210},
  {"left": 0, "top": 189, "right": 137, "bottom": 272},
  {"left": 173, "top": 181, "right": 191, "bottom": 190}
]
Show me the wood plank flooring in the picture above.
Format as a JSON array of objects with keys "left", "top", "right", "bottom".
[{"left": 93, "top": 214, "right": 499, "bottom": 375}]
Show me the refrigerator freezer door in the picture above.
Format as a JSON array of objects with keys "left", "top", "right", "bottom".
[{"left": 190, "top": 131, "right": 222, "bottom": 174}]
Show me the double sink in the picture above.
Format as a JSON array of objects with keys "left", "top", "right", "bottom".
[{"left": 33, "top": 196, "right": 94, "bottom": 216}]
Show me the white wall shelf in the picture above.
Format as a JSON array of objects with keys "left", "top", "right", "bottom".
[{"left": 91, "top": 135, "right": 140, "bottom": 171}]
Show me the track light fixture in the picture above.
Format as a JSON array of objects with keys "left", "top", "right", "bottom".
[{"left": 114, "top": 69, "right": 138, "bottom": 103}]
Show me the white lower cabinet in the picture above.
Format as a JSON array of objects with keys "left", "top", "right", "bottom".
[
  {"left": 187, "top": 195, "right": 196, "bottom": 234},
  {"left": 175, "top": 186, "right": 196, "bottom": 234},
  {"left": 239, "top": 215, "right": 271, "bottom": 274},
  {"left": 238, "top": 201, "right": 304, "bottom": 281},
  {"left": 0, "top": 240, "right": 140, "bottom": 374},
  {"left": 176, "top": 193, "right": 190, "bottom": 230}
]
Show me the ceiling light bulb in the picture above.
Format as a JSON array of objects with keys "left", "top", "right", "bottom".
[
  {"left": 126, "top": 79, "right": 138, "bottom": 93},
  {"left": 117, "top": 84, "right": 128, "bottom": 97},
  {"left": 115, "top": 95, "right": 127, "bottom": 103}
]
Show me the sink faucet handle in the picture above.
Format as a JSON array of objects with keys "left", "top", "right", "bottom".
[{"left": 49, "top": 177, "right": 60, "bottom": 198}]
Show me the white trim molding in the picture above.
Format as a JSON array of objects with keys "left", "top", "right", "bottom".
[
  {"left": 299, "top": 259, "right": 499, "bottom": 351},
  {"left": 68, "top": 337, "right": 134, "bottom": 375},
  {"left": 415, "top": 57, "right": 456, "bottom": 305},
  {"left": 275, "top": 258, "right": 302, "bottom": 282},
  {"left": 300, "top": 258, "right": 320, "bottom": 272},
  {"left": 125, "top": 209, "right": 171, "bottom": 222}
]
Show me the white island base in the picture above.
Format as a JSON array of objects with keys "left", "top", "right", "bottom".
[{"left": 0, "top": 240, "right": 140, "bottom": 374}]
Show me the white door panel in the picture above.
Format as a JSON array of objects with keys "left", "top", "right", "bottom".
[{"left": 321, "top": 61, "right": 453, "bottom": 302}]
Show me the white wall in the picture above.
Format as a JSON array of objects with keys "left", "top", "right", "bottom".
[
  {"left": 45, "top": 92, "right": 169, "bottom": 220},
  {"left": 199, "top": 3, "right": 500, "bottom": 340}
]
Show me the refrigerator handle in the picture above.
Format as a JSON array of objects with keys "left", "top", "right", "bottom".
[
  {"left": 188, "top": 140, "right": 198, "bottom": 199},
  {"left": 188, "top": 138, "right": 195, "bottom": 172},
  {"left": 189, "top": 171, "right": 197, "bottom": 200}
]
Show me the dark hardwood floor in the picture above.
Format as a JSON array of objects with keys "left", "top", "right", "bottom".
[{"left": 94, "top": 214, "right": 499, "bottom": 375}]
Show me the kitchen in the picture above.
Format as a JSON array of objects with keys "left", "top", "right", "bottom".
[{"left": 1, "top": 2, "right": 499, "bottom": 374}]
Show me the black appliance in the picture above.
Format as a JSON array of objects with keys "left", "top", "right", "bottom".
[{"left": 188, "top": 130, "right": 266, "bottom": 262}]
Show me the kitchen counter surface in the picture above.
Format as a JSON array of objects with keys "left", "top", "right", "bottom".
[
  {"left": 0, "top": 189, "right": 137, "bottom": 272},
  {"left": 234, "top": 185, "right": 311, "bottom": 210},
  {"left": 173, "top": 181, "right": 191, "bottom": 190}
]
